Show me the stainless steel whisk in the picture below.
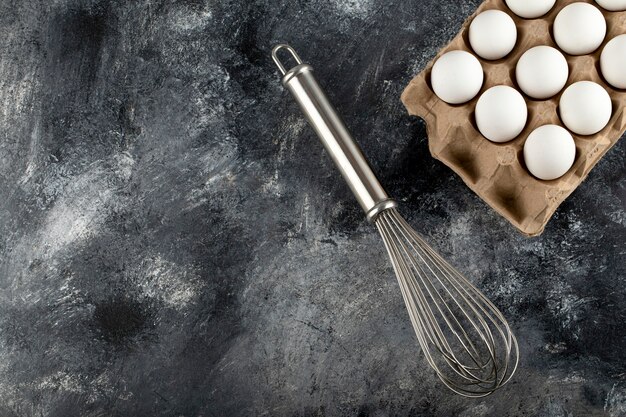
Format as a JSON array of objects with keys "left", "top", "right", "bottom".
[{"left": 272, "top": 44, "right": 518, "bottom": 397}]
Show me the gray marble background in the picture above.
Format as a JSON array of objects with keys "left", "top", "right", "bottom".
[{"left": 0, "top": 0, "right": 624, "bottom": 416}]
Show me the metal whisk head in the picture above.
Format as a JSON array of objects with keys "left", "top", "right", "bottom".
[{"left": 375, "top": 208, "right": 519, "bottom": 397}]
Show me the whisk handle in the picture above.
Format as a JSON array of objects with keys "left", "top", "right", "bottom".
[{"left": 272, "top": 44, "right": 396, "bottom": 222}]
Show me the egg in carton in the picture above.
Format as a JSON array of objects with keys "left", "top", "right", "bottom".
[{"left": 401, "top": 0, "right": 626, "bottom": 236}]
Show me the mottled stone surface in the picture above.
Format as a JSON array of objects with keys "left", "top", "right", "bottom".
[{"left": 0, "top": 0, "right": 624, "bottom": 416}]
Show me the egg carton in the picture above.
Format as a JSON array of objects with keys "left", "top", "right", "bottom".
[{"left": 401, "top": 0, "right": 626, "bottom": 236}]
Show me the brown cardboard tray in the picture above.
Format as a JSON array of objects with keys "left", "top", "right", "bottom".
[{"left": 401, "top": 0, "right": 626, "bottom": 236}]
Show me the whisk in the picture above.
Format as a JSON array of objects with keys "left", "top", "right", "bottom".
[{"left": 271, "top": 44, "right": 518, "bottom": 397}]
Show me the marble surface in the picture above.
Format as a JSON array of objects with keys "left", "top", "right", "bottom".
[{"left": 0, "top": 0, "right": 624, "bottom": 415}]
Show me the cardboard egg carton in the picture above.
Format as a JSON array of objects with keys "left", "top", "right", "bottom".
[{"left": 401, "top": 0, "right": 626, "bottom": 236}]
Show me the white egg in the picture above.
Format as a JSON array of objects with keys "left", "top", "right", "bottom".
[
  {"left": 601, "top": 34, "right": 626, "bottom": 89},
  {"left": 505, "top": 0, "right": 556, "bottom": 18},
  {"left": 595, "top": 0, "right": 626, "bottom": 11},
  {"left": 523, "top": 125, "right": 576, "bottom": 180},
  {"left": 515, "top": 46, "right": 569, "bottom": 99},
  {"left": 559, "top": 81, "right": 612, "bottom": 135},
  {"left": 469, "top": 10, "right": 517, "bottom": 60},
  {"left": 554, "top": 2, "right": 606, "bottom": 55},
  {"left": 431, "top": 50, "right": 484, "bottom": 104},
  {"left": 475, "top": 86, "right": 528, "bottom": 142}
]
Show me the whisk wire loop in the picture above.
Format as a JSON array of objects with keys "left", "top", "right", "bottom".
[{"left": 375, "top": 208, "right": 519, "bottom": 397}]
